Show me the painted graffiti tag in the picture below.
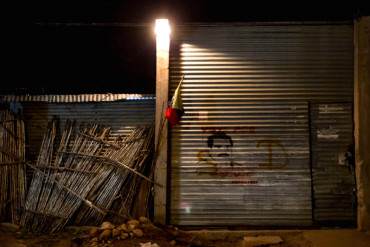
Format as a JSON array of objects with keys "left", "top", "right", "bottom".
[{"left": 256, "top": 139, "right": 288, "bottom": 169}]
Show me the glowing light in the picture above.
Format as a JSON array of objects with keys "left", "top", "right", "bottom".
[
  {"left": 155, "top": 19, "right": 171, "bottom": 36},
  {"left": 155, "top": 19, "right": 171, "bottom": 51}
]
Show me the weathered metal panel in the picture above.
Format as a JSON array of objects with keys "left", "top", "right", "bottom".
[
  {"left": 21, "top": 100, "right": 155, "bottom": 160},
  {"left": 170, "top": 102, "right": 311, "bottom": 226},
  {"left": 310, "top": 103, "right": 356, "bottom": 224},
  {"left": 169, "top": 24, "right": 353, "bottom": 226},
  {"left": 0, "top": 94, "right": 154, "bottom": 103}
]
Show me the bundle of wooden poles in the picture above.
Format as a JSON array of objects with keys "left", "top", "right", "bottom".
[
  {"left": 20, "top": 119, "right": 155, "bottom": 233},
  {"left": 74, "top": 126, "right": 154, "bottom": 225},
  {"left": 0, "top": 109, "right": 26, "bottom": 224}
]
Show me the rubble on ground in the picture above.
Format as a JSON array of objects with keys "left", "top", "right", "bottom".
[
  {"left": 80, "top": 217, "right": 166, "bottom": 247},
  {"left": 84, "top": 218, "right": 148, "bottom": 246},
  {"left": 0, "top": 220, "right": 319, "bottom": 247},
  {"left": 139, "top": 242, "right": 160, "bottom": 247},
  {"left": 242, "top": 235, "right": 283, "bottom": 247},
  {"left": 67, "top": 217, "right": 203, "bottom": 247}
]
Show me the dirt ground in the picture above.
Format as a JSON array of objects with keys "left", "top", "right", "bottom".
[
  {"left": 0, "top": 224, "right": 310, "bottom": 247},
  {"left": 0, "top": 231, "right": 310, "bottom": 247},
  {"left": 0, "top": 223, "right": 188, "bottom": 247},
  {"left": 1, "top": 223, "right": 370, "bottom": 247}
]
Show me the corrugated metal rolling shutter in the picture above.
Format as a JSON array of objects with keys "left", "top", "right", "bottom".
[
  {"left": 310, "top": 103, "right": 356, "bottom": 224},
  {"left": 21, "top": 100, "right": 155, "bottom": 160},
  {"left": 169, "top": 23, "right": 353, "bottom": 226}
]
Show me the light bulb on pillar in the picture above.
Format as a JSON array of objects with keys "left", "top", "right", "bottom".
[{"left": 155, "top": 19, "right": 171, "bottom": 51}]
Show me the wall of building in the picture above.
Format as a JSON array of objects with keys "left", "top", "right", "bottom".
[
  {"left": 167, "top": 23, "right": 356, "bottom": 226},
  {"left": 355, "top": 16, "right": 370, "bottom": 231}
]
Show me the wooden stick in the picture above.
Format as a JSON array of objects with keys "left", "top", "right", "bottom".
[
  {"left": 78, "top": 131, "right": 120, "bottom": 149},
  {"left": 25, "top": 162, "right": 106, "bottom": 215},
  {"left": 0, "top": 161, "right": 25, "bottom": 166},
  {"left": 104, "top": 156, "right": 161, "bottom": 187},
  {"left": 58, "top": 150, "right": 161, "bottom": 187}
]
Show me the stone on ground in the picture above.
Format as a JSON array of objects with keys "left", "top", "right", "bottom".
[{"left": 242, "top": 235, "right": 283, "bottom": 247}]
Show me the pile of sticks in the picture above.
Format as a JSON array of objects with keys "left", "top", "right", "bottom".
[
  {"left": 74, "top": 126, "right": 154, "bottom": 225},
  {"left": 0, "top": 109, "right": 26, "bottom": 224},
  {"left": 20, "top": 119, "right": 155, "bottom": 233},
  {"left": 110, "top": 126, "right": 155, "bottom": 222}
]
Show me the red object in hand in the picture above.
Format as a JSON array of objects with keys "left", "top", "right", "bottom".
[{"left": 165, "top": 107, "right": 184, "bottom": 127}]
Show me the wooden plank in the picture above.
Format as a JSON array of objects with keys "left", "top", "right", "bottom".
[{"left": 154, "top": 30, "right": 170, "bottom": 225}]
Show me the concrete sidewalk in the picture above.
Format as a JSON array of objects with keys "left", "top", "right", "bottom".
[
  {"left": 303, "top": 230, "right": 370, "bottom": 247},
  {"left": 190, "top": 229, "right": 370, "bottom": 247}
]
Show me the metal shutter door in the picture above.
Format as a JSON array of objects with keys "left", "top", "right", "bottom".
[
  {"left": 169, "top": 24, "right": 353, "bottom": 226},
  {"left": 310, "top": 103, "right": 356, "bottom": 224}
]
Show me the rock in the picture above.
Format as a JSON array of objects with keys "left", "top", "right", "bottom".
[
  {"left": 118, "top": 223, "right": 128, "bottom": 232},
  {"left": 100, "top": 221, "right": 114, "bottom": 230},
  {"left": 89, "top": 227, "right": 100, "bottom": 238},
  {"left": 127, "top": 219, "right": 140, "bottom": 227},
  {"left": 90, "top": 242, "right": 98, "bottom": 247},
  {"left": 242, "top": 236, "right": 283, "bottom": 247},
  {"left": 127, "top": 223, "right": 137, "bottom": 231},
  {"left": 112, "top": 229, "right": 120, "bottom": 238},
  {"left": 133, "top": 228, "right": 144, "bottom": 237},
  {"left": 140, "top": 242, "right": 160, "bottom": 247},
  {"left": 0, "top": 223, "right": 20, "bottom": 232},
  {"left": 139, "top": 216, "right": 149, "bottom": 224},
  {"left": 141, "top": 222, "right": 156, "bottom": 231},
  {"left": 120, "top": 232, "right": 129, "bottom": 240},
  {"left": 99, "top": 229, "right": 112, "bottom": 240}
]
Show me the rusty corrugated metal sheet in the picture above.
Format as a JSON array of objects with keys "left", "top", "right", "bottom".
[
  {"left": 21, "top": 100, "right": 155, "bottom": 161},
  {"left": 0, "top": 94, "right": 154, "bottom": 103},
  {"left": 169, "top": 23, "right": 353, "bottom": 226},
  {"left": 310, "top": 103, "right": 356, "bottom": 224}
]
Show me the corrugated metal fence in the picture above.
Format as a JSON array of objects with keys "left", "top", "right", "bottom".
[{"left": 21, "top": 100, "right": 155, "bottom": 160}]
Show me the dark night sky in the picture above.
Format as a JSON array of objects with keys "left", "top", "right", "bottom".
[{"left": 3, "top": 1, "right": 369, "bottom": 94}]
